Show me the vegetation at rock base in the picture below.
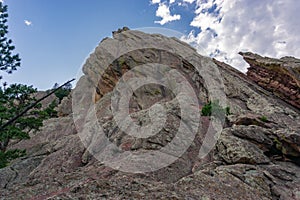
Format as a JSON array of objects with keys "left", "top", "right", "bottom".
[
  {"left": 0, "top": 2, "right": 58, "bottom": 168},
  {"left": 201, "top": 100, "right": 231, "bottom": 118},
  {"left": 260, "top": 115, "right": 268, "bottom": 122},
  {"left": 52, "top": 82, "right": 72, "bottom": 103}
]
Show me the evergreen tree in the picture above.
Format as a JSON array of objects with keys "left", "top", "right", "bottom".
[
  {"left": 0, "top": 2, "right": 58, "bottom": 168},
  {"left": 0, "top": 84, "right": 43, "bottom": 168},
  {"left": 53, "top": 82, "right": 72, "bottom": 102},
  {"left": 52, "top": 83, "right": 59, "bottom": 89},
  {"left": 0, "top": 2, "right": 21, "bottom": 75}
]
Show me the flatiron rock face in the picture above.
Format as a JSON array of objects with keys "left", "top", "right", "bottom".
[{"left": 0, "top": 28, "right": 299, "bottom": 200}]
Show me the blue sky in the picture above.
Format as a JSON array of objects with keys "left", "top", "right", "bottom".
[
  {"left": 2, "top": 0, "right": 300, "bottom": 90},
  {"left": 3, "top": 1, "right": 159, "bottom": 89},
  {"left": 3, "top": 0, "right": 197, "bottom": 90}
]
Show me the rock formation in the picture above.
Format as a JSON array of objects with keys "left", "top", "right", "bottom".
[
  {"left": 0, "top": 28, "right": 299, "bottom": 199},
  {"left": 240, "top": 52, "right": 300, "bottom": 109}
]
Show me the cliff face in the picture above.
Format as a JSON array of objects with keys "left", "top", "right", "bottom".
[
  {"left": 241, "top": 52, "right": 300, "bottom": 109},
  {"left": 0, "top": 29, "right": 299, "bottom": 200}
]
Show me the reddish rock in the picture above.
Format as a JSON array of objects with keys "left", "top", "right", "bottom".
[{"left": 240, "top": 52, "right": 300, "bottom": 109}]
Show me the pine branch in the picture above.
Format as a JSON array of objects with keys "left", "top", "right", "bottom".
[{"left": 0, "top": 78, "right": 75, "bottom": 131}]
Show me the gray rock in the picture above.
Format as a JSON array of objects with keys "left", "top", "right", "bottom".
[
  {"left": 0, "top": 28, "right": 299, "bottom": 200},
  {"left": 56, "top": 93, "right": 73, "bottom": 117},
  {"left": 216, "top": 128, "right": 270, "bottom": 164}
]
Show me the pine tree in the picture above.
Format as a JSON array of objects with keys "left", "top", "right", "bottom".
[
  {"left": 52, "top": 83, "right": 59, "bottom": 89},
  {"left": 0, "top": 2, "right": 57, "bottom": 168},
  {"left": 54, "top": 82, "right": 72, "bottom": 102},
  {"left": 0, "top": 84, "right": 44, "bottom": 168},
  {"left": 0, "top": 2, "right": 21, "bottom": 75}
]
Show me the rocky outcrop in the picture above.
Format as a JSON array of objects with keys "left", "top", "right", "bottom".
[
  {"left": 56, "top": 94, "right": 73, "bottom": 117},
  {"left": 0, "top": 28, "right": 299, "bottom": 199},
  {"left": 32, "top": 91, "right": 59, "bottom": 108},
  {"left": 240, "top": 52, "right": 300, "bottom": 109}
]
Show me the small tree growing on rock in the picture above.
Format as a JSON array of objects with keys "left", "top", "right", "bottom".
[{"left": 201, "top": 100, "right": 231, "bottom": 119}]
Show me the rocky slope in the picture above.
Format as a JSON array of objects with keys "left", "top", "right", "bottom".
[
  {"left": 0, "top": 28, "right": 299, "bottom": 200},
  {"left": 241, "top": 52, "right": 300, "bottom": 109}
]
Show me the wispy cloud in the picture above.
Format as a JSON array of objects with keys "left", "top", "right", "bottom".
[
  {"left": 154, "top": 3, "right": 181, "bottom": 25},
  {"left": 24, "top": 20, "right": 32, "bottom": 26},
  {"left": 180, "top": 0, "right": 300, "bottom": 72},
  {"left": 150, "top": 0, "right": 300, "bottom": 72}
]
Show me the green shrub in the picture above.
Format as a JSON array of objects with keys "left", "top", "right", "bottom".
[
  {"left": 201, "top": 100, "right": 231, "bottom": 118},
  {"left": 260, "top": 116, "right": 268, "bottom": 122},
  {"left": 201, "top": 101, "right": 213, "bottom": 116},
  {"left": 54, "top": 88, "right": 70, "bottom": 102}
]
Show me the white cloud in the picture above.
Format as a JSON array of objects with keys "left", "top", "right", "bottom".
[
  {"left": 170, "top": 0, "right": 176, "bottom": 4},
  {"left": 183, "top": 0, "right": 195, "bottom": 3},
  {"left": 24, "top": 20, "right": 32, "bottom": 26},
  {"left": 154, "top": 3, "right": 181, "bottom": 25},
  {"left": 181, "top": 0, "right": 300, "bottom": 72},
  {"left": 151, "top": 0, "right": 161, "bottom": 4}
]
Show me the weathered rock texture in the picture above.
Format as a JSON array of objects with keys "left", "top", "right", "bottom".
[
  {"left": 0, "top": 28, "right": 299, "bottom": 200},
  {"left": 241, "top": 52, "right": 300, "bottom": 109}
]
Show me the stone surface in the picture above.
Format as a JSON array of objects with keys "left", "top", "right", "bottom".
[
  {"left": 0, "top": 28, "right": 299, "bottom": 200},
  {"left": 32, "top": 91, "right": 59, "bottom": 109},
  {"left": 216, "top": 128, "right": 270, "bottom": 165},
  {"left": 240, "top": 52, "right": 300, "bottom": 109},
  {"left": 56, "top": 93, "right": 73, "bottom": 117}
]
